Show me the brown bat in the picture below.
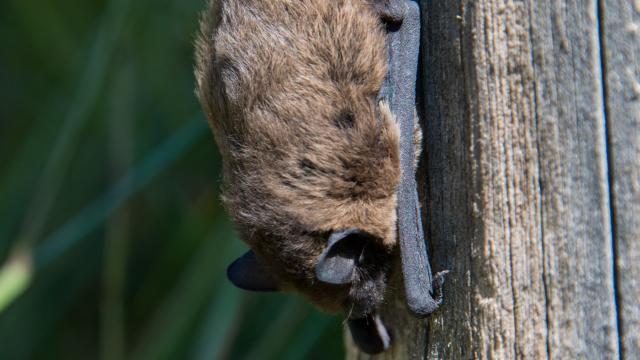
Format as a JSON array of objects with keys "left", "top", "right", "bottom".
[{"left": 195, "top": 0, "right": 445, "bottom": 354}]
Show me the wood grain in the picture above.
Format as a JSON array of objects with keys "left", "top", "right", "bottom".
[
  {"left": 602, "top": 0, "right": 640, "bottom": 358},
  {"left": 345, "top": 0, "right": 634, "bottom": 358}
]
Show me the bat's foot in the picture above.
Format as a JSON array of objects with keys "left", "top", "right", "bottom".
[
  {"left": 405, "top": 270, "right": 449, "bottom": 318},
  {"left": 372, "top": 0, "right": 405, "bottom": 29},
  {"left": 430, "top": 270, "right": 449, "bottom": 305}
]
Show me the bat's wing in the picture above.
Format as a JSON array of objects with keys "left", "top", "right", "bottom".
[{"left": 377, "top": 0, "right": 446, "bottom": 317}]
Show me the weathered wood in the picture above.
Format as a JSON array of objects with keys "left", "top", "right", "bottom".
[
  {"left": 346, "top": 0, "right": 634, "bottom": 358},
  {"left": 602, "top": 0, "right": 640, "bottom": 358}
]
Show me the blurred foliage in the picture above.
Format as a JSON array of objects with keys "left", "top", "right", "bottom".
[{"left": 0, "top": 0, "right": 345, "bottom": 358}]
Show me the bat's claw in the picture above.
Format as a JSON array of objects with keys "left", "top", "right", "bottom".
[
  {"left": 430, "top": 270, "right": 449, "bottom": 305},
  {"left": 372, "top": 0, "right": 406, "bottom": 29}
]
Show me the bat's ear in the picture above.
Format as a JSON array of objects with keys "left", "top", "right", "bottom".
[
  {"left": 347, "top": 313, "right": 391, "bottom": 354},
  {"left": 315, "top": 228, "right": 374, "bottom": 285},
  {"left": 227, "top": 251, "right": 279, "bottom": 291}
]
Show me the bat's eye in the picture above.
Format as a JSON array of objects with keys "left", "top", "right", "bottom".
[
  {"left": 334, "top": 110, "right": 356, "bottom": 129},
  {"left": 314, "top": 228, "right": 375, "bottom": 285}
]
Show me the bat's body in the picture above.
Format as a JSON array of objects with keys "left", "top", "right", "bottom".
[{"left": 195, "top": 0, "right": 444, "bottom": 354}]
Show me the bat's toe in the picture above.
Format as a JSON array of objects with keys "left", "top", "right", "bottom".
[{"left": 431, "top": 270, "right": 449, "bottom": 301}]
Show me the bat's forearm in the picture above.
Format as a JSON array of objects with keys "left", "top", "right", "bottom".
[{"left": 377, "top": 0, "right": 444, "bottom": 317}]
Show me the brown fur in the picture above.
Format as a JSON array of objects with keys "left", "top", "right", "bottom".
[{"left": 195, "top": 0, "right": 402, "bottom": 314}]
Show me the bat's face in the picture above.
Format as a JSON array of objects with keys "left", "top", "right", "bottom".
[{"left": 231, "top": 226, "right": 396, "bottom": 318}]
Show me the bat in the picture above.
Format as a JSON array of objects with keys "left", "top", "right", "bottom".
[{"left": 194, "top": 0, "right": 445, "bottom": 354}]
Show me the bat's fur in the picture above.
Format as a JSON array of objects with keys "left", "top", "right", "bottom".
[{"left": 195, "top": 0, "right": 410, "bottom": 316}]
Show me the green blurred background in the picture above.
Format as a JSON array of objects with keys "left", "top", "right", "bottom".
[{"left": 0, "top": 0, "right": 345, "bottom": 358}]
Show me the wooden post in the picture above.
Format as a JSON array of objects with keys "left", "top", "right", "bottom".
[{"left": 347, "top": 0, "right": 638, "bottom": 358}]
